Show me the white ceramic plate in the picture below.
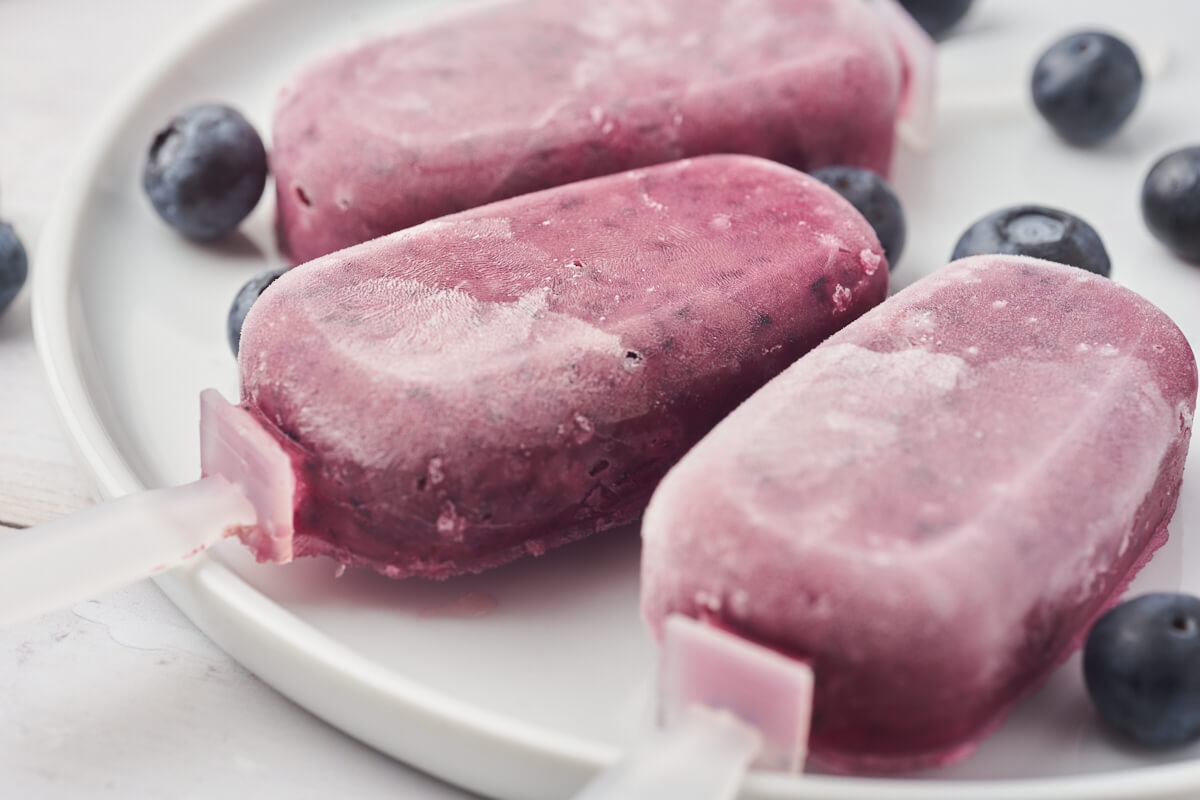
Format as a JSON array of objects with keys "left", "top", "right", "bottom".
[{"left": 31, "top": 0, "right": 1200, "bottom": 797}]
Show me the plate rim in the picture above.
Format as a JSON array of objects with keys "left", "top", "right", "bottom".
[{"left": 28, "top": 0, "right": 1200, "bottom": 798}]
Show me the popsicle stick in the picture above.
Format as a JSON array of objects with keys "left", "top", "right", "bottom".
[
  {"left": 574, "top": 707, "right": 761, "bottom": 800},
  {"left": 0, "top": 390, "right": 295, "bottom": 628},
  {"left": 870, "top": 0, "right": 937, "bottom": 152},
  {"left": 0, "top": 476, "right": 253, "bottom": 627},
  {"left": 198, "top": 389, "right": 296, "bottom": 564},
  {"left": 659, "top": 615, "right": 815, "bottom": 771},
  {"left": 574, "top": 616, "right": 814, "bottom": 799}
]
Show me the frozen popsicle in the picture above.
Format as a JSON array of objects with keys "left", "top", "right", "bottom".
[
  {"left": 238, "top": 154, "right": 888, "bottom": 578},
  {"left": 641, "top": 255, "right": 1198, "bottom": 773},
  {"left": 272, "top": 0, "right": 934, "bottom": 263}
]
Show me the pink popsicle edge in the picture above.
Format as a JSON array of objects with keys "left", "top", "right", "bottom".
[{"left": 661, "top": 614, "right": 815, "bottom": 773}]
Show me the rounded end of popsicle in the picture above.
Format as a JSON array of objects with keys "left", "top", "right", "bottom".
[{"left": 199, "top": 389, "right": 298, "bottom": 563}]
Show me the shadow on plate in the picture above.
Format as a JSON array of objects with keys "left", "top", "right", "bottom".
[
  {"left": 211, "top": 520, "right": 645, "bottom": 619},
  {"left": 184, "top": 229, "right": 269, "bottom": 263}
]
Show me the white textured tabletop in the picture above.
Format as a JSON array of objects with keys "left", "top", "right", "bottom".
[{"left": 0, "top": 1, "right": 475, "bottom": 796}]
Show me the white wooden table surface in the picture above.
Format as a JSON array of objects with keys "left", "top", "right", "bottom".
[{"left": 0, "top": 1, "right": 477, "bottom": 796}]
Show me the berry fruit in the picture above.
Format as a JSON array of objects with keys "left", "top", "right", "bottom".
[
  {"left": 952, "top": 205, "right": 1111, "bottom": 277},
  {"left": 0, "top": 221, "right": 27, "bottom": 315},
  {"left": 1032, "top": 32, "right": 1142, "bottom": 146},
  {"left": 897, "top": 0, "right": 975, "bottom": 39},
  {"left": 1084, "top": 593, "right": 1200, "bottom": 747},
  {"left": 228, "top": 267, "right": 287, "bottom": 357},
  {"left": 1142, "top": 145, "right": 1200, "bottom": 263},
  {"left": 811, "top": 165, "right": 906, "bottom": 269},
  {"left": 144, "top": 104, "right": 269, "bottom": 240}
]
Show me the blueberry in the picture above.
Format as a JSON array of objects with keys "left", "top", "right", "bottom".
[
  {"left": 143, "top": 104, "right": 269, "bottom": 240},
  {"left": 228, "top": 267, "right": 286, "bottom": 357},
  {"left": 1084, "top": 593, "right": 1200, "bottom": 747},
  {"left": 0, "top": 221, "right": 27, "bottom": 315},
  {"left": 810, "top": 166, "right": 906, "bottom": 269},
  {"left": 1032, "top": 32, "right": 1142, "bottom": 146},
  {"left": 1142, "top": 146, "right": 1200, "bottom": 263},
  {"left": 951, "top": 205, "right": 1111, "bottom": 277},
  {"left": 897, "top": 0, "right": 975, "bottom": 39}
]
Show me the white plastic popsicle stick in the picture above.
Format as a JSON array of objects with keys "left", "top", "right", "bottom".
[
  {"left": 869, "top": 0, "right": 937, "bottom": 153},
  {"left": 0, "top": 389, "right": 295, "bottom": 628},
  {"left": 197, "top": 388, "right": 297, "bottom": 563},
  {"left": 0, "top": 476, "right": 253, "bottom": 627},
  {"left": 574, "top": 706, "right": 761, "bottom": 800},
  {"left": 871, "top": 0, "right": 1170, "bottom": 129},
  {"left": 574, "top": 615, "right": 815, "bottom": 800}
]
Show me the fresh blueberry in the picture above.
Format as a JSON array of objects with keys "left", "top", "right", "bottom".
[
  {"left": 951, "top": 205, "right": 1111, "bottom": 277},
  {"left": 1084, "top": 593, "right": 1200, "bottom": 747},
  {"left": 1032, "top": 32, "right": 1143, "bottom": 146},
  {"left": 228, "top": 267, "right": 287, "bottom": 357},
  {"left": 897, "top": 0, "right": 975, "bottom": 39},
  {"left": 810, "top": 166, "right": 906, "bottom": 269},
  {"left": 1142, "top": 146, "right": 1200, "bottom": 263},
  {"left": 143, "top": 104, "right": 269, "bottom": 241},
  {"left": 0, "top": 221, "right": 27, "bottom": 315}
]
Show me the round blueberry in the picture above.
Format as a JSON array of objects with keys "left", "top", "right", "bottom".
[
  {"left": 0, "top": 221, "right": 27, "bottom": 315},
  {"left": 1084, "top": 593, "right": 1200, "bottom": 747},
  {"left": 897, "top": 0, "right": 975, "bottom": 39},
  {"left": 228, "top": 267, "right": 287, "bottom": 357},
  {"left": 951, "top": 205, "right": 1111, "bottom": 277},
  {"left": 143, "top": 104, "right": 269, "bottom": 241},
  {"left": 810, "top": 166, "right": 906, "bottom": 269},
  {"left": 1142, "top": 146, "right": 1200, "bottom": 263},
  {"left": 1032, "top": 32, "right": 1143, "bottom": 146}
]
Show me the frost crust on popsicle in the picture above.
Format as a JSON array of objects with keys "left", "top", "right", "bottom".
[
  {"left": 238, "top": 155, "right": 888, "bottom": 578},
  {"left": 272, "top": 0, "right": 933, "bottom": 263},
  {"left": 641, "top": 256, "right": 1198, "bottom": 772}
]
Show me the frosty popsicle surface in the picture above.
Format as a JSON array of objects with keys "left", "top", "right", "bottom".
[
  {"left": 239, "top": 155, "right": 888, "bottom": 578},
  {"left": 272, "top": 0, "right": 931, "bottom": 263},
  {"left": 641, "top": 256, "right": 1198, "bottom": 772}
]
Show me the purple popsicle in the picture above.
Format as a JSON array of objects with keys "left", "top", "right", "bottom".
[
  {"left": 641, "top": 256, "right": 1197, "bottom": 772},
  {"left": 237, "top": 155, "right": 887, "bottom": 578},
  {"left": 272, "top": 0, "right": 933, "bottom": 264}
]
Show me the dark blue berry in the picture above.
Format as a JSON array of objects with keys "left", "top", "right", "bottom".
[
  {"left": 0, "top": 221, "right": 27, "bottom": 315},
  {"left": 897, "top": 0, "right": 975, "bottom": 39},
  {"left": 810, "top": 166, "right": 906, "bottom": 269},
  {"left": 228, "top": 267, "right": 287, "bottom": 357},
  {"left": 1142, "top": 146, "right": 1200, "bottom": 263},
  {"left": 1084, "top": 593, "right": 1200, "bottom": 747},
  {"left": 951, "top": 205, "right": 1111, "bottom": 277},
  {"left": 144, "top": 104, "right": 268, "bottom": 241},
  {"left": 1032, "top": 32, "right": 1142, "bottom": 146}
]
